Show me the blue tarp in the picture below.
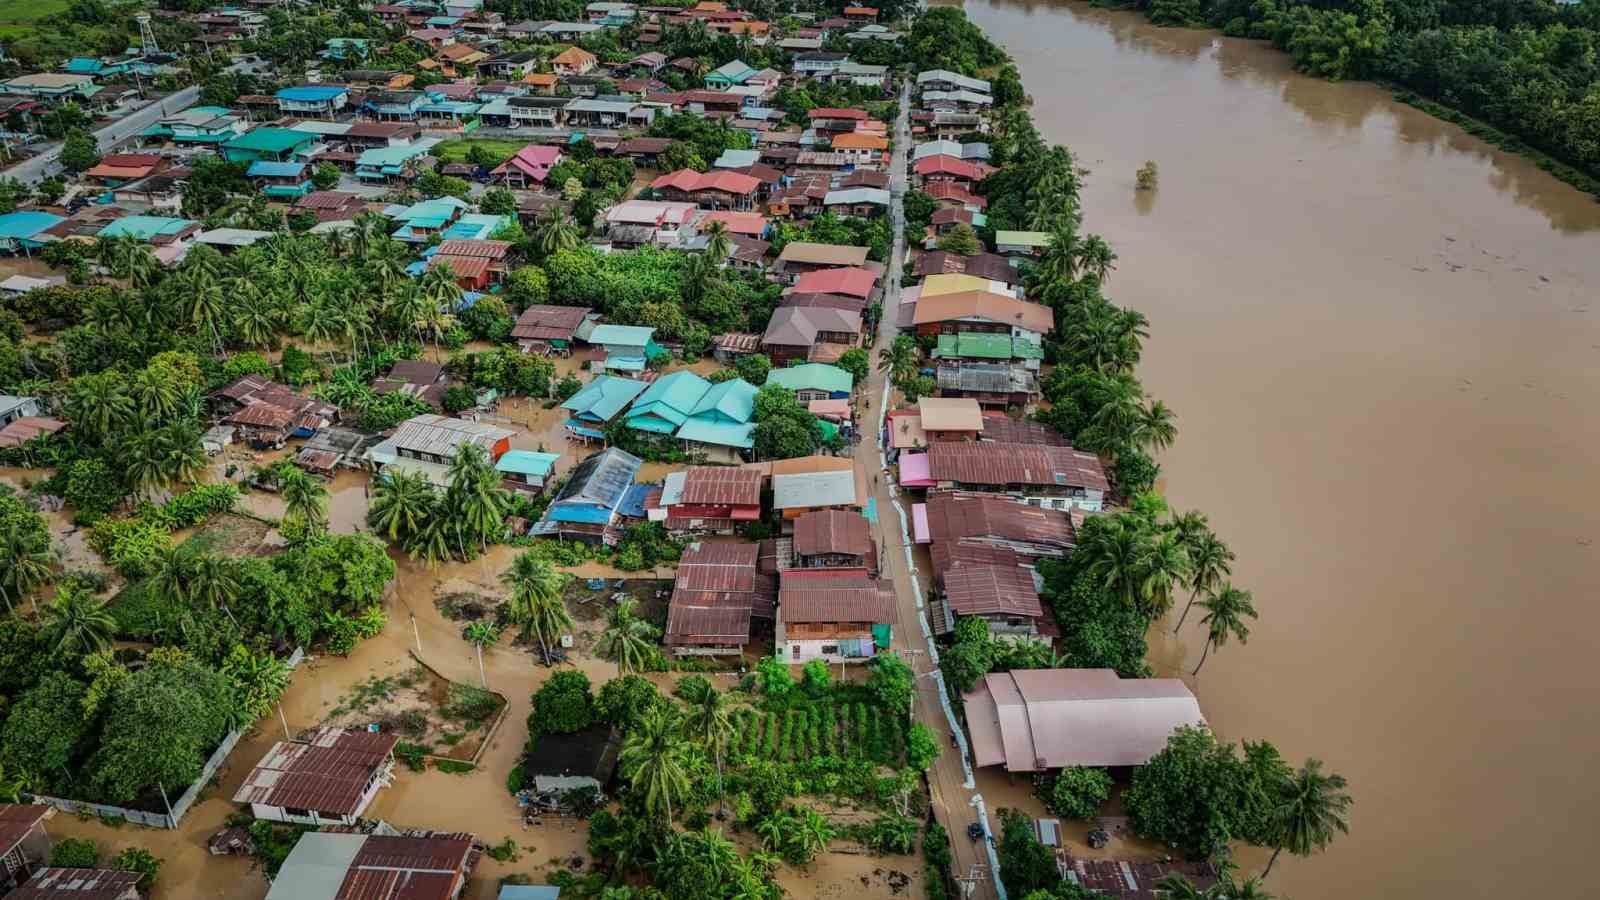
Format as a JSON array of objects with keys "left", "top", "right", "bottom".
[
  {"left": 616, "top": 483, "right": 656, "bottom": 519},
  {"left": 549, "top": 504, "right": 613, "bottom": 525}
]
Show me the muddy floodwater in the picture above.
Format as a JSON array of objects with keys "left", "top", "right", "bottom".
[{"left": 961, "top": 1, "right": 1600, "bottom": 897}]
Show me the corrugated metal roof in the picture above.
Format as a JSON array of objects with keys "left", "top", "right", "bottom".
[
  {"left": 560, "top": 375, "right": 645, "bottom": 423},
  {"left": 778, "top": 573, "right": 895, "bottom": 624},
  {"left": 550, "top": 446, "right": 641, "bottom": 509},
  {"left": 927, "top": 442, "right": 1108, "bottom": 492},
  {"left": 943, "top": 563, "right": 1043, "bottom": 618},
  {"left": 388, "top": 414, "right": 513, "bottom": 458},
  {"left": 0, "top": 804, "right": 48, "bottom": 857},
  {"left": 679, "top": 466, "right": 762, "bottom": 506},
  {"left": 764, "top": 363, "right": 852, "bottom": 393},
  {"left": 978, "top": 415, "right": 1069, "bottom": 446},
  {"left": 964, "top": 669, "right": 1205, "bottom": 770},
  {"left": 918, "top": 397, "right": 983, "bottom": 431},
  {"left": 512, "top": 304, "right": 590, "bottom": 341},
  {"left": 793, "top": 509, "right": 871, "bottom": 558},
  {"left": 792, "top": 266, "right": 877, "bottom": 299},
  {"left": 776, "top": 242, "right": 869, "bottom": 266},
  {"left": 11, "top": 867, "right": 142, "bottom": 898},
  {"left": 912, "top": 290, "right": 1053, "bottom": 334},
  {"left": 233, "top": 728, "right": 399, "bottom": 816},
  {"left": 773, "top": 469, "right": 857, "bottom": 510},
  {"left": 667, "top": 542, "right": 776, "bottom": 645},
  {"left": 925, "top": 491, "right": 1076, "bottom": 556}
]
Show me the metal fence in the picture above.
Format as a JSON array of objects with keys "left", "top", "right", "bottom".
[{"left": 32, "top": 646, "right": 308, "bottom": 830}]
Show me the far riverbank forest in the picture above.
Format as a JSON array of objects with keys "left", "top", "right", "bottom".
[{"left": 1106, "top": 0, "right": 1600, "bottom": 197}]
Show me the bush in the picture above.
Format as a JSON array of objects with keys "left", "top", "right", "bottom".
[
  {"left": 906, "top": 723, "right": 940, "bottom": 772},
  {"left": 923, "top": 822, "right": 951, "bottom": 869},
  {"left": 1048, "top": 767, "right": 1114, "bottom": 819},
  {"left": 50, "top": 838, "right": 97, "bottom": 868},
  {"left": 528, "top": 670, "right": 594, "bottom": 735},
  {"left": 506, "top": 762, "right": 525, "bottom": 794},
  {"left": 801, "top": 659, "right": 831, "bottom": 697},
  {"left": 111, "top": 846, "right": 161, "bottom": 891},
  {"left": 756, "top": 656, "right": 793, "bottom": 701}
]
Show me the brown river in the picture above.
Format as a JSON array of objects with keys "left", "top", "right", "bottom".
[{"left": 959, "top": 1, "right": 1600, "bottom": 897}]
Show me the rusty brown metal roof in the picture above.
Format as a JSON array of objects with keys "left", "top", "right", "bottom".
[
  {"left": 433, "top": 239, "right": 512, "bottom": 259},
  {"left": 777, "top": 573, "right": 895, "bottom": 624},
  {"left": 680, "top": 466, "right": 763, "bottom": 506},
  {"left": 0, "top": 804, "right": 48, "bottom": 857},
  {"left": 336, "top": 834, "right": 474, "bottom": 900},
  {"left": 792, "top": 509, "right": 871, "bottom": 558},
  {"left": 926, "top": 442, "right": 1108, "bottom": 493},
  {"left": 511, "top": 304, "right": 590, "bottom": 341},
  {"left": 227, "top": 402, "right": 296, "bottom": 429},
  {"left": 233, "top": 728, "right": 398, "bottom": 816},
  {"left": 10, "top": 867, "right": 142, "bottom": 899},
  {"left": 978, "top": 415, "right": 1069, "bottom": 446},
  {"left": 926, "top": 491, "right": 1075, "bottom": 546},
  {"left": 943, "top": 563, "right": 1043, "bottom": 619},
  {"left": 666, "top": 542, "right": 775, "bottom": 645}
]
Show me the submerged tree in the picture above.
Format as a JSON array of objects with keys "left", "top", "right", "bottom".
[{"left": 1263, "top": 758, "right": 1352, "bottom": 880}]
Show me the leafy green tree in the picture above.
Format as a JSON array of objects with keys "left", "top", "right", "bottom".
[
  {"left": 733, "top": 353, "right": 772, "bottom": 385},
  {"left": 620, "top": 706, "right": 690, "bottom": 822},
  {"left": 91, "top": 652, "right": 233, "bottom": 804},
  {"left": 755, "top": 655, "right": 793, "bottom": 700},
  {"left": 997, "top": 808, "right": 1058, "bottom": 896},
  {"left": 50, "top": 838, "right": 98, "bottom": 868},
  {"left": 906, "top": 723, "right": 940, "bottom": 772},
  {"left": 1125, "top": 725, "right": 1269, "bottom": 857},
  {"left": 0, "top": 672, "right": 90, "bottom": 778},
  {"left": 1049, "top": 767, "right": 1114, "bottom": 819},
  {"left": 1263, "top": 758, "right": 1352, "bottom": 879},
  {"left": 529, "top": 669, "right": 595, "bottom": 735},
  {"left": 835, "top": 347, "right": 869, "bottom": 384},
  {"left": 479, "top": 186, "right": 518, "bottom": 216},
  {"left": 866, "top": 651, "right": 914, "bottom": 713},
  {"left": 596, "top": 674, "right": 665, "bottom": 734},
  {"left": 679, "top": 678, "right": 734, "bottom": 813},
  {"left": 59, "top": 129, "right": 100, "bottom": 174},
  {"left": 1193, "top": 584, "right": 1257, "bottom": 675},
  {"left": 111, "top": 846, "right": 162, "bottom": 892},
  {"left": 936, "top": 222, "right": 982, "bottom": 256}
]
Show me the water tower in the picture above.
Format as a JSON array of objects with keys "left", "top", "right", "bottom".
[{"left": 136, "top": 14, "right": 160, "bottom": 57}]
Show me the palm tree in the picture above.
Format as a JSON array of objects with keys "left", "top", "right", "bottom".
[
  {"left": 279, "top": 467, "right": 329, "bottom": 535},
  {"left": 594, "top": 597, "right": 660, "bottom": 675},
  {"left": 1036, "top": 221, "right": 1082, "bottom": 285},
  {"left": 65, "top": 372, "right": 134, "bottom": 444},
  {"left": 0, "top": 522, "right": 52, "bottom": 613},
  {"left": 1134, "top": 399, "right": 1179, "bottom": 453},
  {"left": 619, "top": 707, "right": 690, "bottom": 822},
  {"left": 42, "top": 583, "right": 115, "bottom": 656},
  {"left": 702, "top": 219, "right": 732, "bottom": 262},
  {"left": 1078, "top": 234, "right": 1118, "bottom": 282},
  {"left": 1083, "top": 517, "right": 1149, "bottom": 610},
  {"left": 1136, "top": 532, "right": 1191, "bottom": 618},
  {"left": 187, "top": 551, "right": 240, "bottom": 614},
  {"left": 877, "top": 335, "right": 917, "bottom": 385},
  {"left": 368, "top": 469, "right": 434, "bottom": 543},
  {"left": 407, "top": 515, "right": 453, "bottom": 569},
  {"left": 160, "top": 422, "right": 207, "bottom": 486},
  {"left": 1153, "top": 873, "right": 1208, "bottom": 900},
  {"left": 1175, "top": 532, "right": 1233, "bottom": 633},
  {"left": 177, "top": 268, "right": 228, "bottom": 352},
  {"left": 150, "top": 544, "right": 196, "bottom": 605},
  {"left": 679, "top": 680, "right": 733, "bottom": 814},
  {"left": 534, "top": 207, "right": 581, "bottom": 257},
  {"left": 1192, "top": 584, "right": 1257, "bottom": 675},
  {"left": 129, "top": 367, "right": 182, "bottom": 422},
  {"left": 1263, "top": 759, "right": 1352, "bottom": 880},
  {"left": 500, "top": 552, "right": 570, "bottom": 665},
  {"left": 444, "top": 443, "right": 506, "bottom": 554},
  {"left": 123, "top": 428, "right": 173, "bottom": 501},
  {"left": 465, "top": 621, "right": 500, "bottom": 687}
]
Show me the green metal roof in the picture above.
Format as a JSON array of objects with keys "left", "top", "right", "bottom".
[
  {"left": 587, "top": 324, "right": 656, "bottom": 347},
  {"left": 496, "top": 450, "right": 561, "bottom": 476},
  {"left": 628, "top": 370, "right": 711, "bottom": 423},
  {"left": 675, "top": 418, "right": 755, "bottom": 449},
  {"left": 688, "top": 378, "right": 757, "bottom": 425},
  {"left": 995, "top": 230, "right": 1050, "bottom": 248},
  {"left": 223, "top": 127, "right": 313, "bottom": 154},
  {"left": 560, "top": 374, "right": 647, "bottom": 423},
  {"left": 765, "top": 363, "right": 853, "bottom": 394},
  {"left": 937, "top": 331, "right": 1036, "bottom": 360}
]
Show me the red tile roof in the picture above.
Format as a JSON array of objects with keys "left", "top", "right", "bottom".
[{"left": 651, "top": 168, "right": 761, "bottom": 195}]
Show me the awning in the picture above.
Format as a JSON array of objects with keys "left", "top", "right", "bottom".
[
  {"left": 731, "top": 506, "right": 761, "bottom": 521},
  {"left": 898, "top": 451, "right": 934, "bottom": 487},
  {"left": 912, "top": 503, "right": 930, "bottom": 543},
  {"left": 564, "top": 419, "right": 605, "bottom": 439}
]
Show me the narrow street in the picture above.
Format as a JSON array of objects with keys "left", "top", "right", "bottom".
[
  {"left": 4, "top": 85, "right": 201, "bottom": 184},
  {"left": 849, "top": 77, "right": 1005, "bottom": 900}
]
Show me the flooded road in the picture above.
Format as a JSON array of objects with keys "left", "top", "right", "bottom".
[{"left": 963, "top": 2, "right": 1600, "bottom": 897}]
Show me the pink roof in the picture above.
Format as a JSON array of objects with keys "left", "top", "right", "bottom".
[
  {"left": 914, "top": 155, "right": 986, "bottom": 179},
  {"left": 965, "top": 669, "right": 1204, "bottom": 771},
  {"left": 792, "top": 266, "right": 878, "bottom": 299},
  {"left": 651, "top": 168, "right": 761, "bottom": 196},
  {"left": 807, "top": 398, "right": 850, "bottom": 421},
  {"left": 898, "top": 451, "right": 933, "bottom": 487},
  {"left": 912, "top": 502, "right": 930, "bottom": 543},
  {"left": 492, "top": 144, "right": 561, "bottom": 181}
]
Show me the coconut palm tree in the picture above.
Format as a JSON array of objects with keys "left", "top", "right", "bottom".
[
  {"left": 1137, "top": 532, "right": 1191, "bottom": 619},
  {"left": 128, "top": 367, "right": 182, "bottom": 423},
  {"left": 1083, "top": 517, "right": 1149, "bottom": 610},
  {"left": 177, "top": 267, "right": 228, "bottom": 352},
  {"left": 1134, "top": 399, "right": 1178, "bottom": 454},
  {"left": 1192, "top": 584, "right": 1257, "bottom": 675},
  {"left": 0, "top": 761, "right": 26, "bottom": 803},
  {"left": 0, "top": 522, "right": 52, "bottom": 613},
  {"left": 123, "top": 428, "right": 173, "bottom": 501},
  {"left": 1035, "top": 221, "right": 1082, "bottom": 285},
  {"left": 65, "top": 372, "right": 134, "bottom": 444},
  {"left": 444, "top": 443, "right": 506, "bottom": 555},
  {"left": 298, "top": 300, "right": 345, "bottom": 362},
  {"left": 1263, "top": 758, "right": 1351, "bottom": 880},
  {"left": 1175, "top": 532, "right": 1233, "bottom": 633},
  {"left": 877, "top": 335, "right": 918, "bottom": 386},
  {"left": 702, "top": 219, "right": 732, "bottom": 262},
  {"left": 465, "top": 621, "right": 499, "bottom": 687},
  {"left": 407, "top": 515, "right": 453, "bottom": 569},
  {"left": 42, "top": 583, "right": 115, "bottom": 656},
  {"left": 1153, "top": 874, "right": 1208, "bottom": 900},
  {"left": 619, "top": 706, "right": 690, "bottom": 822},
  {"left": 279, "top": 467, "right": 329, "bottom": 535},
  {"left": 680, "top": 680, "right": 733, "bottom": 814},
  {"left": 534, "top": 207, "right": 581, "bottom": 257},
  {"left": 595, "top": 597, "right": 660, "bottom": 675},
  {"left": 500, "top": 552, "right": 570, "bottom": 665},
  {"left": 368, "top": 469, "right": 434, "bottom": 543},
  {"left": 188, "top": 552, "right": 240, "bottom": 612},
  {"left": 1078, "top": 234, "right": 1118, "bottom": 282},
  {"left": 160, "top": 422, "right": 207, "bottom": 486}
]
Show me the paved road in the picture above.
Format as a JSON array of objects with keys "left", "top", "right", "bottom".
[
  {"left": 854, "top": 78, "right": 1005, "bottom": 900},
  {"left": 5, "top": 85, "right": 201, "bottom": 185}
]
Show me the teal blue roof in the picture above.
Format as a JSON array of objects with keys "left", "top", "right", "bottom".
[
  {"left": 0, "top": 211, "right": 66, "bottom": 240},
  {"left": 627, "top": 370, "right": 711, "bottom": 430},
  {"left": 222, "top": 127, "right": 313, "bottom": 154},
  {"left": 689, "top": 378, "right": 757, "bottom": 425},
  {"left": 765, "top": 363, "right": 853, "bottom": 394},
  {"left": 63, "top": 58, "right": 104, "bottom": 74},
  {"left": 358, "top": 143, "right": 433, "bottom": 168},
  {"left": 496, "top": 450, "right": 561, "bottom": 477},
  {"left": 561, "top": 375, "right": 647, "bottom": 423},
  {"left": 588, "top": 324, "right": 655, "bottom": 347},
  {"left": 675, "top": 418, "right": 755, "bottom": 449},
  {"left": 276, "top": 85, "right": 348, "bottom": 103},
  {"left": 443, "top": 213, "right": 509, "bottom": 241},
  {"left": 96, "top": 215, "right": 197, "bottom": 241}
]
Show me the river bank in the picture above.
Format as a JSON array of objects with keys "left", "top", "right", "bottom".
[{"left": 963, "top": 1, "right": 1600, "bottom": 898}]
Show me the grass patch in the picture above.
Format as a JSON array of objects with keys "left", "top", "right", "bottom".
[
  {"left": 435, "top": 759, "right": 475, "bottom": 775},
  {"left": 0, "top": 0, "right": 70, "bottom": 25},
  {"left": 431, "top": 138, "right": 526, "bottom": 167}
]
